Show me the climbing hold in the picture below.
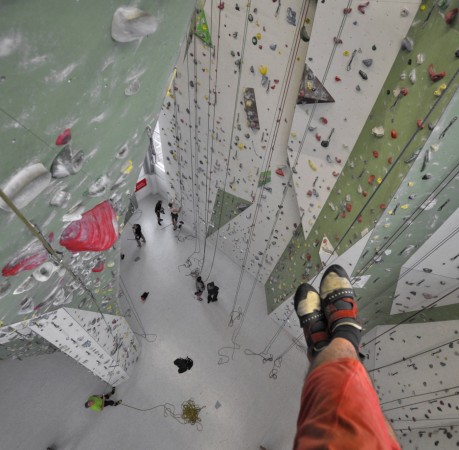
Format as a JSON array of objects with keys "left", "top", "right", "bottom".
[
  {"left": 362, "top": 58, "right": 373, "bottom": 67},
  {"left": 343, "top": 50, "right": 349, "bottom": 56},
  {"left": 252, "top": 37, "right": 257, "bottom": 45},
  {"left": 372, "top": 45, "right": 377, "bottom": 51},
  {"left": 60, "top": 201, "right": 118, "bottom": 252},
  {"left": 368, "top": 174, "right": 375, "bottom": 185},
  {"left": 345, "top": 203, "right": 352, "bottom": 212},
  {"left": 380, "top": 204, "right": 386, "bottom": 210},
  {"left": 437, "top": 0, "right": 450, "bottom": 9},
  {"left": 335, "top": 76, "right": 342, "bottom": 82},
  {"left": 259, "top": 65, "right": 268, "bottom": 75},
  {"left": 359, "top": 70, "right": 368, "bottom": 80},
  {"left": 308, "top": 160, "right": 317, "bottom": 171},
  {"left": 358, "top": 2, "right": 369, "bottom": 14},
  {"left": 356, "top": 85, "right": 361, "bottom": 92},
  {"left": 269, "top": 44, "right": 277, "bottom": 51},
  {"left": 306, "top": 190, "right": 312, "bottom": 197},
  {"left": 343, "top": 8, "right": 352, "bottom": 14},
  {"left": 445, "top": 8, "right": 458, "bottom": 24},
  {"left": 409, "top": 69, "right": 416, "bottom": 84},
  {"left": 428, "top": 64, "right": 446, "bottom": 82},
  {"left": 391, "top": 129, "right": 397, "bottom": 139},
  {"left": 408, "top": 181, "right": 415, "bottom": 187},
  {"left": 401, "top": 37, "right": 414, "bottom": 52},
  {"left": 111, "top": 6, "right": 158, "bottom": 43},
  {"left": 372, "top": 126, "right": 384, "bottom": 137},
  {"left": 357, "top": 215, "right": 363, "bottom": 223},
  {"left": 300, "top": 26, "right": 310, "bottom": 42},
  {"left": 275, "top": 168, "right": 285, "bottom": 176},
  {"left": 315, "top": 133, "right": 321, "bottom": 141},
  {"left": 434, "top": 83, "right": 447, "bottom": 96},
  {"left": 377, "top": 177, "right": 382, "bottom": 184},
  {"left": 387, "top": 156, "right": 393, "bottom": 164},
  {"left": 416, "top": 119, "right": 424, "bottom": 129},
  {"left": 51, "top": 146, "right": 84, "bottom": 178},
  {"left": 416, "top": 53, "right": 425, "bottom": 64},
  {"left": 320, "top": 117, "right": 328, "bottom": 124},
  {"left": 332, "top": 171, "right": 340, "bottom": 177},
  {"left": 400, "top": 7, "right": 409, "bottom": 17},
  {"left": 422, "top": 173, "right": 432, "bottom": 180},
  {"left": 55, "top": 128, "right": 71, "bottom": 146},
  {"left": 248, "top": 13, "right": 253, "bottom": 22},
  {"left": 372, "top": 150, "right": 379, "bottom": 158},
  {"left": 400, "top": 71, "right": 407, "bottom": 80},
  {"left": 250, "top": 65, "right": 255, "bottom": 73},
  {"left": 334, "top": 37, "right": 343, "bottom": 44},
  {"left": 286, "top": 7, "right": 297, "bottom": 26},
  {"left": 455, "top": 49, "right": 459, "bottom": 58},
  {"left": 256, "top": 33, "right": 262, "bottom": 40},
  {"left": 420, "top": 4, "right": 426, "bottom": 11},
  {"left": 218, "top": 2, "right": 224, "bottom": 10}
]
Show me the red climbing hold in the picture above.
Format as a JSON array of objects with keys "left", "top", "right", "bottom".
[
  {"left": 59, "top": 201, "right": 118, "bottom": 252},
  {"left": 391, "top": 129, "right": 398, "bottom": 139},
  {"left": 428, "top": 64, "right": 446, "bottom": 82},
  {"left": 275, "top": 168, "right": 285, "bottom": 176},
  {"left": 358, "top": 2, "right": 369, "bottom": 14},
  {"left": 307, "top": 190, "right": 313, "bottom": 197},
  {"left": 362, "top": 191, "right": 368, "bottom": 197},
  {"left": 2, "top": 233, "right": 54, "bottom": 277},
  {"left": 332, "top": 171, "right": 340, "bottom": 177},
  {"left": 341, "top": 211, "right": 346, "bottom": 219},
  {"left": 380, "top": 203, "right": 386, "bottom": 210},
  {"left": 372, "top": 150, "right": 379, "bottom": 158},
  {"left": 92, "top": 261, "right": 105, "bottom": 272},
  {"left": 368, "top": 174, "right": 375, "bottom": 185},
  {"left": 335, "top": 76, "right": 342, "bottom": 82},
  {"left": 400, "top": 87, "right": 409, "bottom": 96},
  {"left": 315, "top": 133, "right": 321, "bottom": 142},
  {"left": 357, "top": 215, "right": 363, "bottom": 223},
  {"left": 320, "top": 117, "right": 328, "bottom": 124},
  {"left": 345, "top": 203, "right": 352, "bottom": 212},
  {"left": 343, "top": 7, "right": 352, "bottom": 14},
  {"left": 416, "top": 119, "right": 425, "bottom": 129},
  {"left": 217, "top": 2, "right": 225, "bottom": 10},
  {"left": 335, "top": 157, "right": 342, "bottom": 164},
  {"left": 387, "top": 156, "right": 393, "bottom": 164},
  {"left": 55, "top": 128, "right": 71, "bottom": 146},
  {"left": 445, "top": 8, "right": 458, "bottom": 25},
  {"left": 306, "top": 253, "right": 312, "bottom": 261}
]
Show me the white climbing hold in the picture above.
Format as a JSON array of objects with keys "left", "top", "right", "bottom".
[
  {"left": 409, "top": 69, "right": 416, "bottom": 84},
  {"left": 372, "top": 126, "right": 385, "bottom": 138},
  {"left": 416, "top": 53, "right": 425, "bottom": 65},
  {"left": 111, "top": 6, "right": 159, "bottom": 43}
]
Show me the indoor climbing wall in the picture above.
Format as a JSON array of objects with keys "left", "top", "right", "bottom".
[
  {"left": 29, "top": 308, "right": 139, "bottom": 386},
  {"left": 0, "top": 0, "right": 196, "bottom": 361},
  {"left": 266, "top": 0, "right": 459, "bottom": 312},
  {"left": 158, "top": 0, "right": 316, "bottom": 290},
  {"left": 362, "top": 321, "right": 459, "bottom": 448}
]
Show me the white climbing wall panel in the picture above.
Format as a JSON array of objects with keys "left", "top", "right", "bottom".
[
  {"left": 288, "top": 0, "right": 421, "bottom": 238},
  {"left": 29, "top": 307, "right": 140, "bottom": 386},
  {"left": 362, "top": 321, "right": 459, "bottom": 448}
]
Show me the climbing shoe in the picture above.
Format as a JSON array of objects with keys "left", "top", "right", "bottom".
[
  {"left": 319, "top": 265, "right": 362, "bottom": 331},
  {"left": 294, "top": 283, "right": 330, "bottom": 358}
]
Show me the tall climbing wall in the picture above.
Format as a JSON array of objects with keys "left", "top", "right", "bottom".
[
  {"left": 0, "top": 0, "right": 196, "bottom": 366},
  {"left": 159, "top": 1, "right": 459, "bottom": 446}
]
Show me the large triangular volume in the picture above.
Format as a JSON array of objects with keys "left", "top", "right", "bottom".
[
  {"left": 297, "top": 64, "right": 334, "bottom": 104},
  {"left": 207, "top": 190, "right": 252, "bottom": 236},
  {"left": 195, "top": 10, "right": 212, "bottom": 47}
]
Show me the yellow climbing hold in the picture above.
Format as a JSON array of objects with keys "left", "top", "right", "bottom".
[
  {"left": 400, "top": 204, "right": 409, "bottom": 209},
  {"left": 291, "top": 132, "right": 297, "bottom": 138},
  {"left": 256, "top": 33, "right": 262, "bottom": 40},
  {"left": 408, "top": 181, "right": 415, "bottom": 187},
  {"left": 306, "top": 81, "right": 313, "bottom": 90},
  {"left": 434, "top": 83, "right": 447, "bottom": 97},
  {"left": 259, "top": 65, "right": 268, "bottom": 76},
  {"left": 121, "top": 160, "right": 133, "bottom": 174},
  {"left": 343, "top": 50, "right": 350, "bottom": 56},
  {"left": 308, "top": 160, "right": 317, "bottom": 171},
  {"left": 377, "top": 177, "right": 382, "bottom": 184},
  {"left": 420, "top": 4, "right": 426, "bottom": 11},
  {"left": 238, "top": 142, "right": 244, "bottom": 149}
]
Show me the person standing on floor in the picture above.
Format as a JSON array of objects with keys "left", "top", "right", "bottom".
[
  {"left": 207, "top": 281, "right": 219, "bottom": 303},
  {"left": 293, "top": 264, "right": 400, "bottom": 449},
  {"left": 195, "top": 276, "right": 205, "bottom": 301},
  {"left": 84, "top": 387, "right": 122, "bottom": 411},
  {"left": 132, "top": 223, "right": 146, "bottom": 247},
  {"left": 155, "top": 200, "right": 164, "bottom": 225},
  {"left": 168, "top": 201, "right": 181, "bottom": 230}
]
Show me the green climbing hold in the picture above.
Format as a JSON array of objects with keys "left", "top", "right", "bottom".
[{"left": 195, "top": 10, "right": 212, "bottom": 47}]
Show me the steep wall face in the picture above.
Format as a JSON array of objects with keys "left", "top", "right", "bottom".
[{"left": 0, "top": 0, "right": 196, "bottom": 360}]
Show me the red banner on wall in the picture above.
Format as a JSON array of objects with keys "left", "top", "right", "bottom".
[{"left": 135, "top": 178, "right": 147, "bottom": 192}]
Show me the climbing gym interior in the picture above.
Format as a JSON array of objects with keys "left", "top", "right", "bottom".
[{"left": 0, "top": 0, "right": 458, "bottom": 448}]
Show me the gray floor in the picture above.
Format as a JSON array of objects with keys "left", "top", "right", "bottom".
[{"left": 0, "top": 194, "right": 308, "bottom": 450}]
